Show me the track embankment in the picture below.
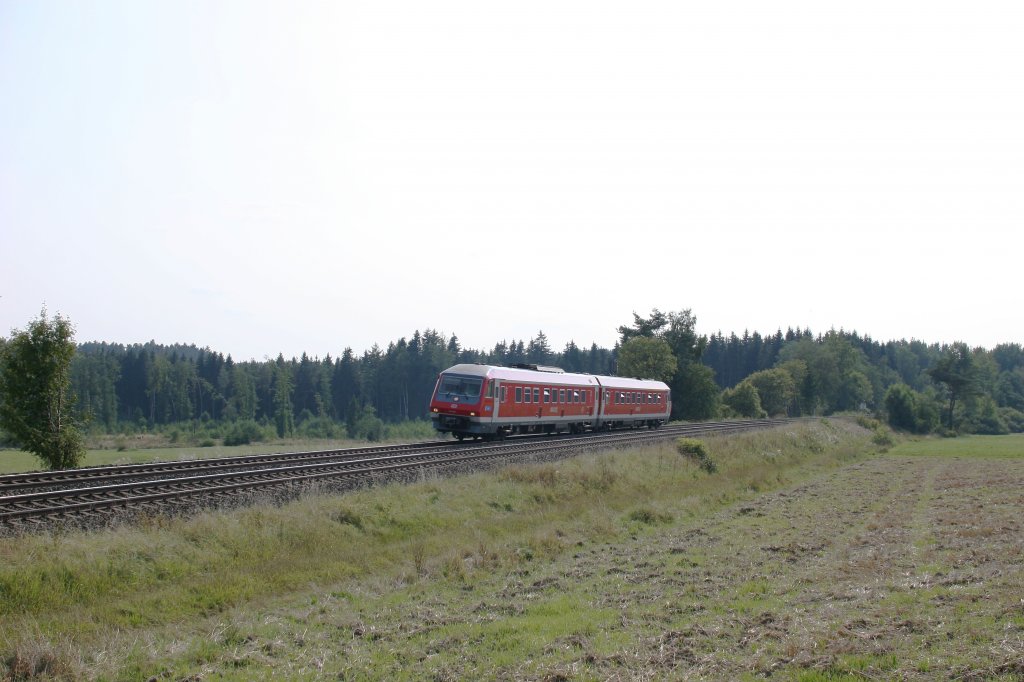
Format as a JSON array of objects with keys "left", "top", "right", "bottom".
[{"left": 0, "top": 419, "right": 791, "bottom": 532}]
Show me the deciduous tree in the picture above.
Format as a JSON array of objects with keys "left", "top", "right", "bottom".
[
  {"left": 721, "top": 381, "right": 765, "bottom": 418},
  {"left": 616, "top": 337, "right": 677, "bottom": 382},
  {"left": 0, "top": 309, "right": 86, "bottom": 469},
  {"left": 745, "top": 368, "right": 797, "bottom": 416}
]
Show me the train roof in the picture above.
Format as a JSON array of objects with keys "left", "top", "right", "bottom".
[
  {"left": 442, "top": 364, "right": 599, "bottom": 386},
  {"left": 590, "top": 374, "right": 671, "bottom": 391},
  {"left": 440, "top": 364, "right": 668, "bottom": 390}
]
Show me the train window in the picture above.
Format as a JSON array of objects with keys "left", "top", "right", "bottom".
[
  {"left": 543, "top": 389, "right": 550, "bottom": 403},
  {"left": 515, "top": 387, "right": 522, "bottom": 403},
  {"left": 533, "top": 388, "right": 540, "bottom": 403},
  {"left": 501, "top": 386, "right": 507, "bottom": 402},
  {"left": 559, "top": 389, "right": 566, "bottom": 403},
  {"left": 485, "top": 382, "right": 493, "bottom": 398},
  {"left": 525, "top": 387, "right": 532, "bottom": 403},
  {"left": 604, "top": 391, "right": 610, "bottom": 403}
]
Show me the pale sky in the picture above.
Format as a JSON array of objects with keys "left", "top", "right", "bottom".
[{"left": 2, "top": 1, "right": 1021, "bottom": 360}]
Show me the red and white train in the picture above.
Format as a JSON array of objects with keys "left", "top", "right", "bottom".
[{"left": 429, "top": 363, "right": 671, "bottom": 440}]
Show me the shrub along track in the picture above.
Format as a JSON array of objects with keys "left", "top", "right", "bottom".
[{"left": 0, "top": 419, "right": 790, "bottom": 534}]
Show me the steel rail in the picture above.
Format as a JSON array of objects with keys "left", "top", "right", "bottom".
[
  {"left": 0, "top": 419, "right": 792, "bottom": 528},
  {"left": 0, "top": 439, "right": 459, "bottom": 492},
  {"left": 0, "top": 420, "right": 775, "bottom": 495},
  {"left": 0, "top": 428, "right": 648, "bottom": 493}
]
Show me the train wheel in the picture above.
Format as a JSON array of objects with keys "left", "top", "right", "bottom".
[{"left": 455, "top": 433, "right": 465, "bottom": 442}]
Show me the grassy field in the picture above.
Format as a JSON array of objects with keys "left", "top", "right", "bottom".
[
  {"left": 1, "top": 422, "right": 1021, "bottom": 680},
  {"left": 0, "top": 433, "right": 439, "bottom": 475},
  {"left": 888, "top": 432, "right": 1024, "bottom": 459}
]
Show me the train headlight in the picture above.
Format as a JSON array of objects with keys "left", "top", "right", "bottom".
[
  {"left": 432, "top": 408, "right": 439, "bottom": 413},
  {"left": 470, "top": 411, "right": 477, "bottom": 416}
]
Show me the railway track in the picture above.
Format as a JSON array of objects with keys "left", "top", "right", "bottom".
[{"left": 0, "top": 419, "right": 793, "bottom": 533}]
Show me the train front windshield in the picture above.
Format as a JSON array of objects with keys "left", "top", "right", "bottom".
[{"left": 435, "top": 375, "right": 483, "bottom": 401}]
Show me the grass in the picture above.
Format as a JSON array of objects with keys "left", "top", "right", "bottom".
[
  {"left": 888, "top": 432, "right": 1024, "bottom": 459},
  {"left": 3, "top": 421, "right": 1022, "bottom": 679},
  {"left": 0, "top": 432, "right": 440, "bottom": 475}
]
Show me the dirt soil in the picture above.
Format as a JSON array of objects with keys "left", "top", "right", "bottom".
[{"left": 322, "top": 453, "right": 1024, "bottom": 680}]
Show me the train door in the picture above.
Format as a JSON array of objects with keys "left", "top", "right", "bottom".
[{"left": 491, "top": 380, "right": 500, "bottom": 421}]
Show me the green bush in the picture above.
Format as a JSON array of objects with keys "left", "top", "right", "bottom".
[
  {"left": 346, "top": 405, "right": 385, "bottom": 441},
  {"left": 914, "top": 399, "right": 941, "bottom": 434},
  {"left": 856, "top": 415, "right": 882, "bottom": 431},
  {"left": 297, "top": 416, "right": 338, "bottom": 439},
  {"left": 968, "top": 397, "right": 1010, "bottom": 435},
  {"left": 384, "top": 420, "right": 436, "bottom": 441},
  {"left": 627, "top": 507, "right": 673, "bottom": 525},
  {"left": 721, "top": 381, "right": 767, "bottom": 419},
  {"left": 999, "top": 407, "right": 1024, "bottom": 433},
  {"left": 676, "top": 438, "right": 717, "bottom": 473},
  {"left": 223, "top": 420, "right": 268, "bottom": 446},
  {"left": 871, "top": 426, "right": 895, "bottom": 449}
]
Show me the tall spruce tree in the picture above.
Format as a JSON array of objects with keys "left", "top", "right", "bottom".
[{"left": 272, "top": 354, "right": 295, "bottom": 437}]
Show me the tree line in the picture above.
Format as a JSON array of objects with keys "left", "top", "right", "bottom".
[
  {"left": 2, "top": 308, "right": 1021, "bottom": 469},
  {"left": 61, "top": 330, "right": 615, "bottom": 439}
]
